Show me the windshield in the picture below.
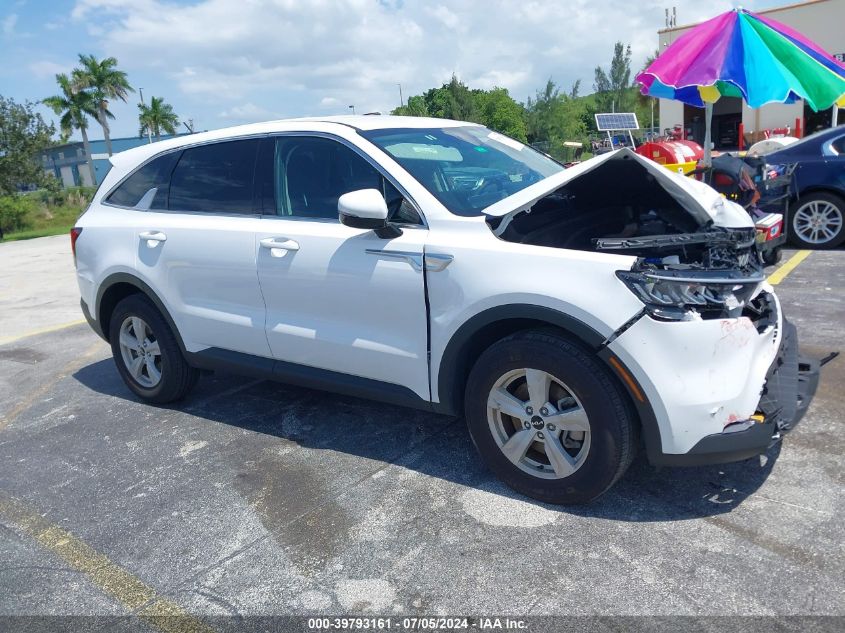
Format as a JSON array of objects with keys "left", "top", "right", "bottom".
[{"left": 360, "top": 126, "right": 564, "bottom": 216}]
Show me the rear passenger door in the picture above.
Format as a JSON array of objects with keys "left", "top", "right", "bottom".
[{"left": 111, "top": 138, "right": 272, "bottom": 358}]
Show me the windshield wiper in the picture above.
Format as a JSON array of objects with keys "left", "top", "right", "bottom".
[{"left": 594, "top": 229, "right": 756, "bottom": 251}]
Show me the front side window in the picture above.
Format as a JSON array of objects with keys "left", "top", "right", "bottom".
[
  {"left": 106, "top": 151, "right": 179, "bottom": 209},
  {"left": 258, "top": 136, "right": 421, "bottom": 224},
  {"left": 360, "top": 126, "right": 564, "bottom": 217},
  {"left": 169, "top": 139, "right": 259, "bottom": 214}
]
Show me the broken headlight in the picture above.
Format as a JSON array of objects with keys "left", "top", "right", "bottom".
[{"left": 616, "top": 270, "right": 763, "bottom": 319}]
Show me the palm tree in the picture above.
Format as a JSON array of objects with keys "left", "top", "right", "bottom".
[
  {"left": 72, "top": 54, "right": 133, "bottom": 156},
  {"left": 43, "top": 73, "right": 98, "bottom": 185},
  {"left": 138, "top": 96, "right": 179, "bottom": 142}
]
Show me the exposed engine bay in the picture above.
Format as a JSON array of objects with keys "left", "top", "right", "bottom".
[{"left": 487, "top": 152, "right": 766, "bottom": 321}]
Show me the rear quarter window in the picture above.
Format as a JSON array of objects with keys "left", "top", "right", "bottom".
[{"left": 106, "top": 152, "right": 179, "bottom": 209}]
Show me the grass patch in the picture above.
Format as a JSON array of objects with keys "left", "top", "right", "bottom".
[
  {"left": 0, "top": 186, "right": 92, "bottom": 243},
  {"left": 2, "top": 224, "right": 75, "bottom": 241}
]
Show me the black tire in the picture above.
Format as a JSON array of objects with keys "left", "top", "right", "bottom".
[
  {"left": 464, "top": 329, "right": 637, "bottom": 504},
  {"left": 761, "top": 247, "right": 783, "bottom": 267},
  {"left": 109, "top": 294, "right": 199, "bottom": 403},
  {"left": 787, "top": 192, "right": 845, "bottom": 249}
]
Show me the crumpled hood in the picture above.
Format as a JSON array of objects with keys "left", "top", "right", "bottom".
[{"left": 483, "top": 147, "right": 753, "bottom": 230}]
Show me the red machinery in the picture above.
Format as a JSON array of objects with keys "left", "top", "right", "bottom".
[{"left": 635, "top": 139, "right": 704, "bottom": 170}]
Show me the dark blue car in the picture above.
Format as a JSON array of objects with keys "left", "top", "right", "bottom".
[{"left": 764, "top": 125, "right": 845, "bottom": 249}]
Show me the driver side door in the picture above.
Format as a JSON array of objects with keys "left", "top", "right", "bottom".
[{"left": 254, "top": 134, "right": 431, "bottom": 402}]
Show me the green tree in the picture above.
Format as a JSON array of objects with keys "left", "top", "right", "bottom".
[
  {"left": 0, "top": 96, "right": 56, "bottom": 195},
  {"left": 72, "top": 54, "right": 133, "bottom": 156},
  {"left": 393, "top": 77, "right": 525, "bottom": 140},
  {"left": 524, "top": 79, "right": 588, "bottom": 159},
  {"left": 637, "top": 50, "right": 661, "bottom": 135},
  {"left": 593, "top": 42, "right": 633, "bottom": 113},
  {"left": 474, "top": 88, "right": 527, "bottom": 141},
  {"left": 393, "top": 94, "right": 429, "bottom": 117},
  {"left": 43, "top": 74, "right": 98, "bottom": 186},
  {"left": 138, "top": 96, "right": 179, "bottom": 141},
  {"left": 422, "top": 75, "right": 481, "bottom": 122},
  {"left": 525, "top": 79, "right": 561, "bottom": 145}
]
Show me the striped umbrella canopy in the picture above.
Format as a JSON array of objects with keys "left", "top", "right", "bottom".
[{"left": 636, "top": 8, "right": 845, "bottom": 164}]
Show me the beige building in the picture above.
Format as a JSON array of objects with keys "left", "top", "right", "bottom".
[{"left": 657, "top": 0, "right": 845, "bottom": 149}]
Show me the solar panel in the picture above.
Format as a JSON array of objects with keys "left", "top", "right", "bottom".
[{"left": 594, "top": 112, "right": 640, "bottom": 131}]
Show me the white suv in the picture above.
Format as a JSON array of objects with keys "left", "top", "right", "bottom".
[{"left": 72, "top": 116, "right": 817, "bottom": 504}]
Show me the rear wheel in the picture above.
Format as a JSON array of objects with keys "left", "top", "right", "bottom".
[
  {"left": 109, "top": 294, "right": 199, "bottom": 403},
  {"left": 788, "top": 193, "right": 845, "bottom": 249},
  {"left": 464, "top": 330, "right": 637, "bottom": 504}
]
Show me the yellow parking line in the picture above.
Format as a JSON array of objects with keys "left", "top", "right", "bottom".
[
  {"left": 0, "top": 493, "right": 214, "bottom": 633},
  {"left": 0, "top": 319, "right": 87, "bottom": 346},
  {"left": 768, "top": 250, "right": 811, "bottom": 286}
]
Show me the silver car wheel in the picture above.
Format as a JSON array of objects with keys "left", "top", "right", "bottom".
[
  {"left": 118, "top": 316, "right": 162, "bottom": 388},
  {"left": 792, "top": 199, "right": 843, "bottom": 245},
  {"left": 486, "top": 368, "right": 591, "bottom": 480}
]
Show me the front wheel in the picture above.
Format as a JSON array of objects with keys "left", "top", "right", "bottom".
[
  {"left": 109, "top": 294, "right": 199, "bottom": 403},
  {"left": 464, "top": 330, "right": 637, "bottom": 504},
  {"left": 761, "top": 247, "right": 783, "bottom": 267}
]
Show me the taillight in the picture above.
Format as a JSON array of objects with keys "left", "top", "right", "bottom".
[{"left": 70, "top": 227, "right": 83, "bottom": 265}]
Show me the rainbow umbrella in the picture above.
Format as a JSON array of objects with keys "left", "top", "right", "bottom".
[{"left": 636, "top": 8, "right": 845, "bottom": 166}]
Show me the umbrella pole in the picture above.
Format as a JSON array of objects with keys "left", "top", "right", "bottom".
[{"left": 703, "top": 101, "right": 713, "bottom": 168}]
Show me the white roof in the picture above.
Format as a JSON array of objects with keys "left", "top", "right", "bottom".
[
  {"left": 109, "top": 115, "right": 480, "bottom": 171},
  {"left": 290, "top": 114, "right": 480, "bottom": 130}
]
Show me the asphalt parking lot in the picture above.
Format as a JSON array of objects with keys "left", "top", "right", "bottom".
[{"left": 1, "top": 237, "right": 843, "bottom": 628}]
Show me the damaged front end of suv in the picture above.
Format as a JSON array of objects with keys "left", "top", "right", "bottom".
[{"left": 485, "top": 148, "right": 819, "bottom": 465}]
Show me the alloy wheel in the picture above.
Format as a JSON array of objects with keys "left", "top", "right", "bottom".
[
  {"left": 486, "top": 368, "right": 591, "bottom": 480},
  {"left": 792, "top": 199, "right": 843, "bottom": 245},
  {"left": 118, "top": 316, "right": 162, "bottom": 388}
]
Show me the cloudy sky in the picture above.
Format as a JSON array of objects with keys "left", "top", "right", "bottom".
[{"left": 1, "top": 0, "right": 795, "bottom": 141}]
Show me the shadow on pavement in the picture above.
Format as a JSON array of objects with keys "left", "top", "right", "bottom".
[{"left": 73, "top": 358, "right": 780, "bottom": 523}]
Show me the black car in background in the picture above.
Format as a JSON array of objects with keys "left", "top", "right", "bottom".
[{"left": 763, "top": 126, "right": 845, "bottom": 249}]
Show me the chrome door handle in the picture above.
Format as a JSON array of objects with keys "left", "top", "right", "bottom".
[
  {"left": 365, "top": 250, "right": 454, "bottom": 272},
  {"left": 260, "top": 237, "right": 300, "bottom": 251},
  {"left": 424, "top": 253, "right": 453, "bottom": 271},
  {"left": 139, "top": 231, "right": 166, "bottom": 245},
  {"left": 366, "top": 249, "right": 423, "bottom": 271}
]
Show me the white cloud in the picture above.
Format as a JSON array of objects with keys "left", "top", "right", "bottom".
[
  {"left": 218, "top": 102, "right": 281, "bottom": 121},
  {"left": 28, "top": 60, "right": 69, "bottom": 78},
  {"left": 427, "top": 5, "right": 462, "bottom": 31},
  {"left": 62, "top": 0, "right": 788, "bottom": 134},
  {"left": 2, "top": 13, "right": 18, "bottom": 35}
]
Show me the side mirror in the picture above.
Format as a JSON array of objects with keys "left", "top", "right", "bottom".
[{"left": 338, "top": 189, "right": 401, "bottom": 238}]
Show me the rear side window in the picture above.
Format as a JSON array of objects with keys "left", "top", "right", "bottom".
[
  {"left": 106, "top": 152, "right": 179, "bottom": 209},
  {"left": 169, "top": 139, "right": 259, "bottom": 214}
]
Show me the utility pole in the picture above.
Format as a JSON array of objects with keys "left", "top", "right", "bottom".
[
  {"left": 651, "top": 98, "right": 655, "bottom": 139},
  {"left": 139, "top": 88, "right": 152, "bottom": 143},
  {"left": 398, "top": 83, "right": 404, "bottom": 108}
]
